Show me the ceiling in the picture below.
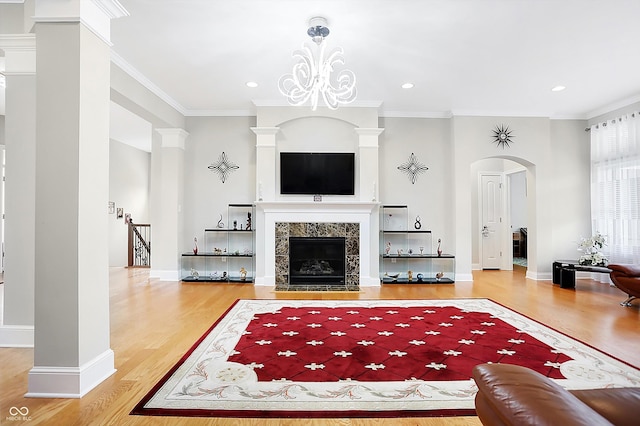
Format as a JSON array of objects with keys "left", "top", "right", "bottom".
[{"left": 108, "top": 0, "right": 640, "bottom": 119}]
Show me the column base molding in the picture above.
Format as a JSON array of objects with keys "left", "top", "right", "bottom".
[
  {"left": 26, "top": 349, "right": 116, "bottom": 398},
  {"left": 149, "top": 269, "right": 179, "bottom": 281},
  {"left": 0, "top": 325, "right": 35, "bottom": 348}
]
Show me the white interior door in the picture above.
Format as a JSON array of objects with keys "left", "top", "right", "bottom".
[{"left": 481, "top": 173, "right": 502, "bottom": 269}]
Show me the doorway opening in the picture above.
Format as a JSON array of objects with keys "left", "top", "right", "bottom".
[{"left": 473, "top": 158, "right": 530, "bottom": 272}]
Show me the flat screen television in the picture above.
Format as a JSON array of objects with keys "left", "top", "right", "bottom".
[{"left": 280, "top": 152, "right": 355, "bottom": 195}]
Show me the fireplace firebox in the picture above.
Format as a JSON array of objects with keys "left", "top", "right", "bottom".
[{"left": 289, "top": 237, "right": 346, "bottom": 284}]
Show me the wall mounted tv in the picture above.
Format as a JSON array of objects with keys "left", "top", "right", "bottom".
[{"left": 280, "top": 152, "right": 355, "bottom": 195}]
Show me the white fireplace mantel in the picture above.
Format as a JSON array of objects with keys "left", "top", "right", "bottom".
[{"left": 254, "top": 201, "right": 380, "bottom": 287}]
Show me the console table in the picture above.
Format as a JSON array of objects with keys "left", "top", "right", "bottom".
[{"left": 552, "top": 260, "right": 611, "bottom": 289}]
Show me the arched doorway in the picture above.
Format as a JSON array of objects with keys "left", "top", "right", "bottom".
[{"left": 471, "top": 157, "right": 535, "bottom": 275}]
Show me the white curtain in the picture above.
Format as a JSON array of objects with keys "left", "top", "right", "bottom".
[{"left": 590, "top": 112, "right": 640, "bottom": 264}]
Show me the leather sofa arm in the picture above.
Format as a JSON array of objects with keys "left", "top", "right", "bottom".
[
  {"left": 608, "top": 263, "right": 640, "bottom": 277},
  {"left": 472, "top": 364, "right": 612, "bottom": 426}
]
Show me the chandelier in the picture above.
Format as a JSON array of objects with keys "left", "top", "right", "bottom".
[{"left": 278, "top": 17, "right": 357, "bottom": 110}]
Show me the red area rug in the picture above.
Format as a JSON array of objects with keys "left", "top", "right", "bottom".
[{"left": 131, "top": 299, "right": 640, "bottom": 418}]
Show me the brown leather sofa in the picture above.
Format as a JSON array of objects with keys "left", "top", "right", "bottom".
[
  {"left": 608, "top": 264, "right": 640, "bottom": 306},
  {"left": 472, "top": 363, "right": 640, "bottom": 426}
]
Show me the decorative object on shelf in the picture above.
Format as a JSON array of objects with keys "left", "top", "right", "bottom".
[
  {"left": 437, "top": 238, "right": 442, "bottom": 257},
  {"left": 407, "top": 270, "right": 413, "bottom": 282},
  {"left": 419, "top": 246, "right": 424, "bottom": 255},
  {"left": 385, "top": 242, "right": 391, "bottom": 255},
  {"left": 233, "top": 220, "right": 237, "bottom": 230},
  {"left": 416, "top": 273, "right": 424, "bottom": 282},
  {"left": 414, "top": 215, "right": 422, "bottom": 229},
  {"left": 191, "top": 268, "right": 199, "bottom": 279},
  {"left": 222, "top": 272, "right": 228, "bottom": 280},
  {"left": 240, "top": 267, "right": 247, "bottom": 281},
  {"left": 208, "top": 152, "right": 239, "bottom": 183},
  {"left": 217, "top": 214, "right": 224, "bottom": 228},
  {"left": 397, "top": 153, "right": 429, "bottom": 184},
  {"left": 397, "top": 248, "right": 403, "bottom": 256},
  {"left": 193, "top": 237, "right": 198, "bottom": 255},
  {"left": 492, "top": 124, "right": 514, "bottom": 149},
  {"left": 577, "top": 231, "right": 608, "bottom": 266},
  {"left": 246, "top": 212, "right": 252, "bottom": 231},
  {"left": 436, "top": 272, "right": 444, "bottom": 281},
  {"left": 408, "top": 248, "right": 413, "bottom": 255},
  {"left": 384, "top": 272, "right": 399, "bottom": 282},
  {"left": 278, "top": 16, "right": 356, "bottom": 111}
]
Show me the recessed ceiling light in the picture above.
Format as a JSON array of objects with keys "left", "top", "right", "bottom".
[
  {"left": 551, "top": 85, "right": 566, "bottom": 92},
  {"left": 401, "top": 83, "right": 414, "bottom": 89},
  {"left": 246, "top": 81, "right": 258, "bottom": 88}
]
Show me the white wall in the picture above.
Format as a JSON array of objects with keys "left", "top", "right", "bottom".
[
  {"left": 379, "top": 117, "right": 452, "bottom": 252},
  {"left": 178, "top": 114, "right": 590, "bottom": 280},
  {"left": 510, "top": 171, "right": 527, "bottom": 231},
  {"left": 182, "top": 116, "right": 256, "bottom": 250},
  {"left": 108, "top": 140, "right": 150, "bottom": 266}
]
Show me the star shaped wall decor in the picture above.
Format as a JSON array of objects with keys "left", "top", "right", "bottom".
[
  {"left": 208, "top": 152, "right": 239, "bottom": 183},
  {"left": 492, "top": 124, "right": 514, "bottom": 149},
  {"left": 397, "top": 153, "right": 429, "bottom": 184}
]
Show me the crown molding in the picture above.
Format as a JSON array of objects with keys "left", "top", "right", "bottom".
[{"left": 110, "top": 51, "right": 187, "bottom": 115}]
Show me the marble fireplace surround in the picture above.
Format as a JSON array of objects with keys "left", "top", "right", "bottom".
[
  {"left": 255, "top": 201, "right": 380, "bottom": 287},
  {"left": 275, "top": 222, "right": 359, "bottom": 289}
]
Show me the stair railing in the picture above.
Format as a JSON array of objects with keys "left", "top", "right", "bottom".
[{"left": 128, "top": 223, "right": 151, "bottom": 267}]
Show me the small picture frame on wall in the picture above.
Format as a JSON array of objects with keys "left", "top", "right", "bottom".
[
  {"left": 117, "top": 207, "right": 123, "bottom": 219},
  {"left": 125, "top": 213, "right": 131, "bottom": 224},
  {"left": 108, "top": 201, "right": 115, "bottom": 214}
]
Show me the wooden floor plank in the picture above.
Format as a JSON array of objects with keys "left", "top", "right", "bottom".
[{"left": 1, "top": 265, "right": 638, "bottom": 425}]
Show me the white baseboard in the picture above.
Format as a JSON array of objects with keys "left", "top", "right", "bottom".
[
  {"left": 359, "top": 276, "right": 381, "bottom": 287},
  {"left": 0, "top": 325, "right": 34, "bottom": 347},
  {"left": 526, "top": 271, "right": 552, "bottom": 281},
  {"left": 26, "top": 349, "right": 116, "bottom": 398},
  {"left": 149, "top": 269, "right": 179, "bottom": 281},
  {"left": 455, "top": 273, "right": 474, "bottom": 282},
  {"left": 254, "top": 276, "right": 274, "bottom": 286}
]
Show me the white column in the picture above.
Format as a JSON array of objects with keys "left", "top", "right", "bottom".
[
  {"left": 250, "top": 127, "right": 279, "bottom": 202},
  {"left": 149, "top": 128, "right": 188, "bottom": 280},
  {"left": 27, "top": 0, "right": 127, "bottom": 398},
  {"left": 356, "top": 128, "right": 383, "bottom": 281},
  {"left": 355, "top": 128, "right": 384, "bottom": 202},
  {"left": 250, "top": 127, "right": 279, "bottom": 284},
  {"left": 0, "top": 34, "right": 36, "bottom": 348}
]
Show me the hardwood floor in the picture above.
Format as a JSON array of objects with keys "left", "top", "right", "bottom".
[{"left": 1, "top": 266, "right": 638, "bottom": 425}]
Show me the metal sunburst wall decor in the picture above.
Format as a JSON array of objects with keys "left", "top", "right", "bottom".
[
  {"left": 492, "top": 124, "right": 514, "bottom": 149},
  {"left": 208, "top": 152, "right": 239, "bottom": 183},
  {"left": 397, "top": 152, "right": 429, "bottom": 184}
]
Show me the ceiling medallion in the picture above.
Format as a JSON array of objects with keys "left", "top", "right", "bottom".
[
  {"left": 278, "top": 17, "right": 357, "bottom": 110},
  {"left": 208, "top": 152, "right": 239, "bottom": 183},
  {"left": 397, "top": 153, "right": 429, "bottom": 184},
  {"left": 492, "top": 124, "right": 514, "bottom": 149}
]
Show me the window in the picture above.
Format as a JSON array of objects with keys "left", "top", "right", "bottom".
[{"left": 590, "top": 113, "right": 640, "bottom": 264}]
